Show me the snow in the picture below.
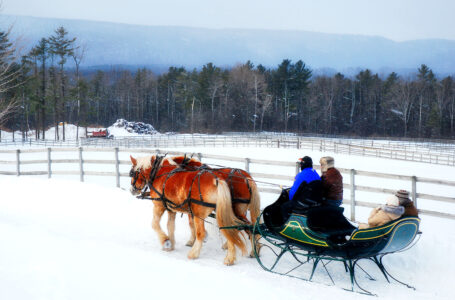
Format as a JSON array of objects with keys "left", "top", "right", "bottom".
[
  {"left": 0, "top": 175, "right": 453, "bottom": 300},
  {"left": 1, "top": 125, "right": 455, "bottom": 299}
]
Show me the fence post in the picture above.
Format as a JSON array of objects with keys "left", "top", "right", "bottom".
[
  {"left": 245, "top": 158, "right": 250, "bottom": 172},
  {"left": 412, "top": 176, "right": 417, "bottom": 209},
  {"left": 16, "top": 149, "right": 20, "bottom": 176},
  {"left": 79, "top": 147, "right": 84, "bottom": 182},
  {"left": 350, "top": 169, "right": 356, "bottom": 221},
  {"left": 47, "top": 148, "right": 52, "bottom": 178},
  {"left": 115, "top": 147, "right": 120, "bottom": 188},
  {"left": 295, "top": 162, "right": 300, "bottom": 176},
  {"left": 197, "top": 153, "right": 202, "bottom": 162}
]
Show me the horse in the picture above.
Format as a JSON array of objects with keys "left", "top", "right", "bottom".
[
  {"left": 163, "top": 155, "right": 261, "bottom": 256},
  {"left": 129, "top": 155, "right": 247, "bottom": 265}
]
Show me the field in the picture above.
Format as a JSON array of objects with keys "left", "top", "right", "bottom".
[{"left": 0, "top": 129, "right": 454, "bottom": 299}]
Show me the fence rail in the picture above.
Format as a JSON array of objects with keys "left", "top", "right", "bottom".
[
  {"left": 1, "top": 146, "right": 454, "bottom": 221},
  {"left": 1, "top": 134, "right": 455, "bottom": 166}
]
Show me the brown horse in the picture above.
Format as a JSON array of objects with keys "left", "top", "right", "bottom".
[
  {"left": 129, "top": 155, "right": 247, "bottom": 265},
  {"left": 164, "top": 155, "right": 261, "bottom": 256}
]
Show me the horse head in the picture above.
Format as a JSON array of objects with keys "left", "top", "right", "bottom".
[{"left": 129, "top": 155, "right": 154, "bottom": 195}]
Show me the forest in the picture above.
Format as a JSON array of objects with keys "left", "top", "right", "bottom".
[{"left": 1, "top": 26, "right": 455, "bottom": 140}]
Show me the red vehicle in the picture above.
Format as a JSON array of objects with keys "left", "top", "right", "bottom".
[{"left": 87, "top": 129, "right": 112, "bottom": 138}]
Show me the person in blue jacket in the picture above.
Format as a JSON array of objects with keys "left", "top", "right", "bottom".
[{"left": 289, "top": 156, "right": 321, "bottom": 201}]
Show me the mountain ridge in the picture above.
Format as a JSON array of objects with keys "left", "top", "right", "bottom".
[{"left": 4, "top": 14, "right": 455, "bottom": 76}]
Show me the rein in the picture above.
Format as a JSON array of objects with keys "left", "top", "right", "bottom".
[{"left": 145, "top": 157, "right": 217, "bottom": 217}]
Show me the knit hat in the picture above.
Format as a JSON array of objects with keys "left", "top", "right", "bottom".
[
  {"left": 319, "top": 156, "right": 334, "bottom": 173},
  {"left": 395, "top": 190, "right": 411, "bottom": 205},
  {"left": 386, "top": 195, "right": 400, "bottom": 207},
  {"left": 299, "top": 156, "right": 313, "bottom": 170}
]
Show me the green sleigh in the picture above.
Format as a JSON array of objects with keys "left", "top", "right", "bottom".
[{"left": 247, "top": 209, "right": 421, "bottom": 295}]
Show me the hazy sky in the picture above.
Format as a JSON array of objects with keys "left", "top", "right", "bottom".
[{"left": 2, "top": 0, "right": 455, "bottom": 41}]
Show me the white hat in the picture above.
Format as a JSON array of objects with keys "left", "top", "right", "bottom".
[
  {"left": 386, "top": 195, "right": 400, "bottom": 207},
  {"left": 319, "top": 156, "right": 334, "bottom": 173}
]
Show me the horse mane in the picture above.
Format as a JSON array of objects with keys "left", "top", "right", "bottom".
[
  {"left": 164, "top": 155, "right": 202, "bottom": 167},
  {"left": 135, "top": 155, "right": 155, "bottom": 170}
]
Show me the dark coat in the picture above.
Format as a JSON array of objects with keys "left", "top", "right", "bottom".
[
  {"left": 321, "top": 167, "right": 343, "bottom": 202},
  {"left": 402, "top": 201, "right": 419, "bottom": 217}
]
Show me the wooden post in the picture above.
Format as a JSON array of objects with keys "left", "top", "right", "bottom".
[
  {"left": 115, "top": 147, "right": 120, "bottom": 188},
  {"left": 197, "top": 153, "right": 202, "bottom": 162},
  {"left": 295, "top": 162, "right": 300, "bottom": 176},
  {"left": 350, "top": 169, "right": 356, "bottom": 221},
  {"left": 245, "top": 158, "right": 250, "bottom": 172},
  {"left": 412, "top": 176, "right": 417, "bottom": 208},
  {"left": 47, "top": 148, "right": 52, "bottom": 178},
  {"left": 79, "top": 147, "right": 84, "bottom": 182},
  {"left": 16, "top": 149, "right": 20, "bottom": 176}
]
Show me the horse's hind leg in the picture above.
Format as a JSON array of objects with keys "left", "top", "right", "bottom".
[
  {"left": 187, "top": 217, "right": 206, "bottom": 260},
  {"left": 186, "top": 215, "right": 196, "bottom": 247},
  {"left": 166, "top": 211, "right": 176, "bottom": 251},
  {"left": 151, "top": 205, "right": 173, "bottom": 251}
]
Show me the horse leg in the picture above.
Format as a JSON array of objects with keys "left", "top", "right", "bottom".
[
  {"left": 151, "top": 205, "right": 172, "bottom": 251},
  {"left": 166, "top": 210, "right": 176, "bottom": 251},
  {"left": 186, "top": 215, "right": 196, "bottom": 247},
  {"left": 187, "top": 217, "right": 206, "bottom": 260}
]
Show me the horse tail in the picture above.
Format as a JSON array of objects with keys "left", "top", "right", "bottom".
[
  {"left": 248, "top": 179, "right": 261, "bottom": 225},
  {"left": 216, "top": 179, "right": 247, "bottom": 255}
]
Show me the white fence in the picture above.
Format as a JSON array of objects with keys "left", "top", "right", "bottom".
[
  {"left": 1, "top": 134, "right": 455, "bottom": 166},
  {"left": 1, "top": 147, "right": 454, "bottom": 221}
]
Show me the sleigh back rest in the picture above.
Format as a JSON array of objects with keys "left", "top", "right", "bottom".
[{"left": 350, "top": 217, "right": 421, "bottom": 254}]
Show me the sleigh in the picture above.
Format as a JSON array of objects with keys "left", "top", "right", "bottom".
[{"left": 245, "top": 204, "right": 421, "bottom": 295}]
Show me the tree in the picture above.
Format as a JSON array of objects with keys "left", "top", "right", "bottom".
[
  {"left": 49, "top": 26, "right": 76, "bottom": 140},
  {"left": 29, "top": 38, "right": 49, "bottom": 139},
  {"left": 390, "top": 79, "right": 416, "bottom": 137},
  {"left": 416, "top": 64, "right": 436, "bottom": 137},
  {"left": 0, "top": 29, "right": 21, "bottom": 126}
]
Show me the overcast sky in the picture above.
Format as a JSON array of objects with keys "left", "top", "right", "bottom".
[{"left": 2, "top": 0, "right": 455, "bottom": 41}]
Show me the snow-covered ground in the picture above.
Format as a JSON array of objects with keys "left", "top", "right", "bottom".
[
  {"left": 1, "top": 125, "right": 454, "bottom": 299},
  {"left": 0, "top": 175, "right": 453, "bottom": 300}
]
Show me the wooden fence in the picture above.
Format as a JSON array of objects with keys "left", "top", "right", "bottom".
[
  {"left": 1, "top": 147, "right": 454, "bottom": 221},
  {"left": 1, "top": 134, "right": 455, "bottom": 166}
]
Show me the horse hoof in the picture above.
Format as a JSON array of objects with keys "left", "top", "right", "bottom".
[
  {"left": 163, "top": 240, "right": 173, "bottom": 251},
  {"left": 185, "top": 240, "right": 194, "bottom": 247},
  {"left": 224, "top": 257, "right": 235, "bottom": 266}
]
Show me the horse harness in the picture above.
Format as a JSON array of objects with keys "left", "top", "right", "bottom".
[{"left": 135, "top": 155, "right": 252, "bottom": 217}]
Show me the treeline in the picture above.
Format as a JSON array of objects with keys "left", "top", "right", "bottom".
[{"left": 2, "top": 27, "right": 455, "bottom": 139}]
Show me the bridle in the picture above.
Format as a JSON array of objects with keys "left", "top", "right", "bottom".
[{"left": 130, "top": 167, "right": 147, "bottom": 192}]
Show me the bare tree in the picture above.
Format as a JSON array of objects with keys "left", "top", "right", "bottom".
[
  {"left": 0, "top": 27, "right": 22, "bottom": 127},
  {"left": 391, "top": 80, "right": 416, "bottom": 137}
]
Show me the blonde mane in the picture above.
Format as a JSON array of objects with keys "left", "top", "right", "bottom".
[{"left": 135, "top": 155, "right": 154, "bottom": 170}]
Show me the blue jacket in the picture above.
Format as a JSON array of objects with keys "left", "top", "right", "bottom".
[{"left": 289, "top": 168, "right": 321, "bottom": 200}]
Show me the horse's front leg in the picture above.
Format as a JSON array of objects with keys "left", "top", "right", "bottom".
[
  {"left": 151, "top": 205, "right": 172, "bottom": 251},
  {"left": 187, "top": 216, "right": 206, "bottom": 260},
  {"left": 186, "top": 215, "right": 196, "bottom": 247},
  {"left": 166, "top": 210, "right": 176, "bottom": 251}
]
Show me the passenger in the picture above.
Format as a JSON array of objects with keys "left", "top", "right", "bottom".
[
  {"left": 358, "top": 195, "right": 404, "bottom": 229},
  {"left": 289, "top": 156, "right": 321, "bottom": 201},
  {"left": 319, "top": 156, "right": 343, "bottom": 206},
  {"left": 277, "top": 156, "right": 322, "bottom": 222},
  {"left": 395, "top": 189, "right": 419, "bottom": 217}
]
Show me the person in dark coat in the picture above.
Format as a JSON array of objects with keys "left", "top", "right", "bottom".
[
  {"left": 319, "top": 156, "right": 343, "bottom": 206},
  {"left": 395, "top": 189, "right": 419, "bottom": 217},
  {"left": 289, "top": 156, "right": 321, "bottom": 201}
]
